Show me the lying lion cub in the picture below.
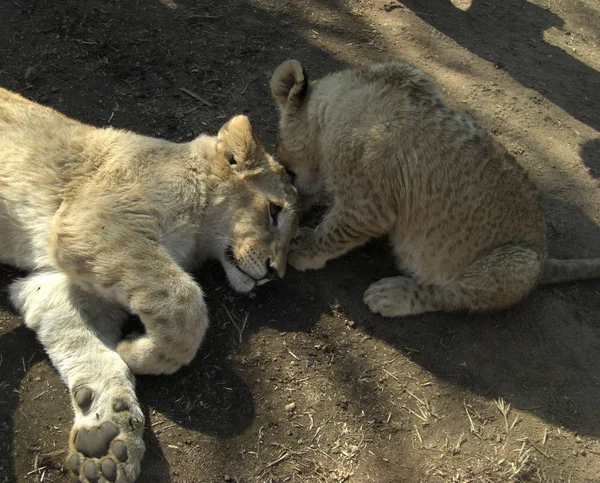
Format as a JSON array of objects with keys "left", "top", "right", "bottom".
[
  {"left": 270, "top": 60, "right": 600, "bottom": 317},
  {"left": 0, "top": 88, "right": 298, "bottom": 482}
]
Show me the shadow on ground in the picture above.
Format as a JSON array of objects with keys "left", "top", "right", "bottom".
[{"left": 397, "top": 0, "right": 600, "bottom": 132}]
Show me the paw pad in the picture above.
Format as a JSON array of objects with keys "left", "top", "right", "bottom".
[
  {"left": 74, "top": 421, "right": 119, "bottom": 458},
  {"left": 113, "top": 400, "right": 129, "bottom": 412},
  {"left": 101, "top": 458, "right": 118, "bottom": 481},
  {"left": 112, "top": 440, "right": 128, "bottom": 462},
  {"left": 75, "top": 387, "right": 94, "bottom": 412},
  {"left": 83, "top": 461, "right": 100, "bottom": 482},
  {"left": 68, "top": 454, "right": 80, "bottom": 473},
  {"left": 68, "top": 392, "right": 144, "bottom": 483}
]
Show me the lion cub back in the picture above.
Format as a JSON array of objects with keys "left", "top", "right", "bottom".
[{"left": 274, "top": 61, "right": 546, "bottom": 281}]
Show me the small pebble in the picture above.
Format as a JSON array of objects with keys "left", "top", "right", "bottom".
[
  {"left": 285, "top": 402, "right": 296, "bottom": 412},
  {"left": 24, "top": 66, "right": 38, "bottom": 83}
]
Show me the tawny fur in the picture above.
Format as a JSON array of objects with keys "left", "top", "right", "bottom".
[
  {"left": 0, "top": 87, "right": 298, "bottom": 482},
  {"left": 270, "top": 59, "right": 600, "bottom": 317}
]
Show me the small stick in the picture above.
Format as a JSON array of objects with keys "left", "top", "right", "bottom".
[
  {"left": 179, "top": 87, "right": 213, "bottom": 108},
  {"left": 26, "top": 467, "right": 46, "bottom": 476},
  {"left": 405, "top": 389, "right": 425, "bottom": 406},
  {"left": 519, "top": 437, "right": 554, "bottom": 460},
  {"left": 464, "top": 400, "right": 477, "bottom": 433},
  {"left": 413, "top": 424, "right": 423, "bottom": 444},
  {"left": 266, "top": 451, "right": 290, "bottom": 468},
  {"left": 241, "top": 77, "right": 258, "bottom": 95},
  {"left": 402, "top": 404, "right": 428, "bottom": 422},
  {"left": 382, "top": 368, "right": 401, "bottom": 382},
  {"left": 283, "top": 341, "right": 300, "bottom": 360},
  {"left": 542, "top": 427, "right": 549, "bottom": 445}
]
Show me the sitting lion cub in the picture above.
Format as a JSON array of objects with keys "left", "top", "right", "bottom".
[
  {"left": 270, "top": 60, "right": 600, "bottom": 317},
  {"left": 0, "top": 88, "right": 298, "bottom": 482}
]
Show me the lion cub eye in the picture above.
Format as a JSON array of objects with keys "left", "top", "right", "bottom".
[{"left": 269, "top": 202, "right": 282, "bottom": 226}]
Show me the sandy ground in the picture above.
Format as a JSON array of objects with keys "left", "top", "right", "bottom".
[{"left": 0, "top": 0, "right": 599, "bottom": 481}]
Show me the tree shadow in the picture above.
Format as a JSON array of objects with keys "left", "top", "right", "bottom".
[
  {"left": 396, "top": 0, "right": 600, "bottom": 132},
  {"left": 581, "top": 138, "right": 600, "bottom": 179}
]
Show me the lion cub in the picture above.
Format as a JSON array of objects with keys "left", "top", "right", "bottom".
[
  {"left": 270, "top": 60, "right": 600, "bottom": 317},
  {"left": 1, "top": 87, "right": 298, "bottom": 482}
]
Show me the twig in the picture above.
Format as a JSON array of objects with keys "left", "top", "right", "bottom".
[
  {"left": 542, "top": 427, "right": 549, "bottom": 445},
  {"left": 154, "top": 423, "right": 177, "bottom": 434},
  {"left": 519, "top": 437, "right": 554, "bottom": 460},
  {"left": 464, "top": 400, "right": 477, "bottom": 433},
  {"left": 179, "top": 87, "right": 213, "bottom": 107},
  {"left": 266, "top": 451, "right": 290, "bottom": 468},
  {"left": 26, "top": 466, "right": 46, "bottom": 476},
  {"left": 405, "top": 389, "right": 425, "bottom": 406},
  {"left": 224, "top": 307, "right": 249, "bottom": 344},
  {"left": 283, "top": 341, "right": 300, "bottom": 360},
  {"left": 188, "top": 14, "right": 222, "bottom": 19},
  {"left": 402, "top": 404, "right": 428, "bottom": 422},
  {"left": 382, "top": 368, "right": 401, "bottom": 382},
  {"left": 413, "top": 424, "right": 423, "bottom": 444},
  {"left": 241, "top": 77, "right": 258, "bottom": 95}
]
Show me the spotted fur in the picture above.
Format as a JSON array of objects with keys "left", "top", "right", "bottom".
[{"left": 270, "top": 60, "right": 600, "bottom": 317}]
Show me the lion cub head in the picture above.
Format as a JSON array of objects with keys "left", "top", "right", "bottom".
[
  {"left": 211, "top": 115, "right": 299, "bottom": 292},
  {"left": 269, "top": 59, "right": 320, "bottom": 200}
]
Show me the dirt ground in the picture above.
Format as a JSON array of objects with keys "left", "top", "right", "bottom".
[{"left": 1, "top": 0, "right": 599, "bottom": 481}]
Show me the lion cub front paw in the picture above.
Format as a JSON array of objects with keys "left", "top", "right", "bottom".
[
  {"left": 67, "top": 385, "right": 145, "bottom": 483},
  {"left": 287, "top": 248, "right": 328, "bottom": 272},
  {"left": 288, "top": 228, "right": 329, "bottom": 271}
]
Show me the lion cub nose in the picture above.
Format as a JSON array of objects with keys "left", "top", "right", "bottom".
[{"left": 265, "top": 259, "right": 280, "bottom": 280}]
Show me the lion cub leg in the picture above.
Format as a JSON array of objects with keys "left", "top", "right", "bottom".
[
  {"left": 10, "top": 271, "right": 145, "bottom": 483},
  {"left": 289, "top": 203, "right": 391, "bottom": 271},
  {"left": 93, "top": 244, "right": 209, "bottom": 376},
  {"left": 364, "top": 245, "right": 542, "bottom": 317}
]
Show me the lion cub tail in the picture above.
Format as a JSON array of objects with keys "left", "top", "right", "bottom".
[{"left": 539, "top": 258, "right": 600, "bottom": 285}]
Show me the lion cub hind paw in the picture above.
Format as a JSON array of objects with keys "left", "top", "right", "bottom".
[
  {"left": 68, "top": 392, "right": 144, "bottom": 483},
  {"left": 363, "top": 276, "right": 429, "bottom": 318},
  {"left": 68, "top": 423, "right": 143, "bottom": 482}
]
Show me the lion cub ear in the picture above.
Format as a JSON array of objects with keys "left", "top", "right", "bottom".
[
  {"left": 270, "top": 59, "right": 308, "bottom": 109},
  {"left": 217, "top": 115, "right": 261, "bottom": 170}
]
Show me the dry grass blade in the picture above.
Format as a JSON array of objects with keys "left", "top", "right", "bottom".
[
  {"left": 518, "top": 437, "right": 554, "bottom": 460},
  {"left": 266, "top": 450, "right": 290, "bottom": 469},
  {"left": 178, "top": 87, "right": 214, "bottom": 107},
  {"left": 494, "top": 397, "right": 511, "bottom": 433},
  {"left": 413, "top": 424, "right": 423, "bottom": 444},
  {"left": 223, "top": 307, "right": 249, "bottom": 344},
  {"left": 464, "top": 400, "right": 477, "bottom": 434}
]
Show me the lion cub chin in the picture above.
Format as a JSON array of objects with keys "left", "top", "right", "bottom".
[
  {"left": 270, "top": 59, "right": 600, "bottom": 318},
  {"left": 0, "top": 87, "right": 298, "bottom": 483}
]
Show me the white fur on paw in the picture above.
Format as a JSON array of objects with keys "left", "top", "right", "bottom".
[
  {"left": 67, "top": 386, "right": 145, "bottom": 483},
  {"left": 363, "top": 277, "right": 417, "bottom": 317},
  {"left": 287, "top": 249, "right": 326, "bottom": 272}
]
